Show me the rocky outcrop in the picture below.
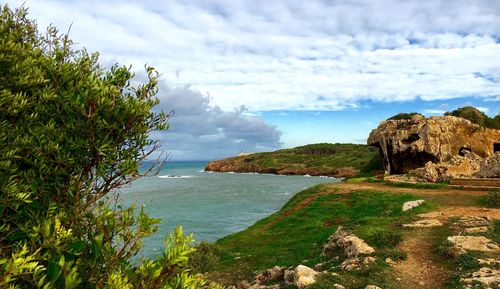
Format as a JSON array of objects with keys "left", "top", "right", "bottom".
[
  {"left": 368, "top": 115, "right": 500, "bottom": 174},
  {"left": 447, "top": 236, "right": 499, "bottom": 255},
  {"left": 205, "top": 158, "right": 358, "bottom": 178},
  {"left": 460, "top": 267, "right": 500, "bottom": 288}
]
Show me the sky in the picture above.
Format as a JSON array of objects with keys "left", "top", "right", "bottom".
[{"left": 5, "top": 0, "right": 500, "bottom": 160}]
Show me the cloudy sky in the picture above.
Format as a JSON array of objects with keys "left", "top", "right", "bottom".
[{"left": 5, "top": 0, "right": 500, "bottom": 160}]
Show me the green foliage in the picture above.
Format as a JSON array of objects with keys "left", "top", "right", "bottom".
[
  {"left": 388, "top": 112, "right": 423, "bottom": 120},
  {"left": 445, "top": 106, "right": 500, "bottom": 129},
  {"left": 478, "top": 191, "right": 500, "bottom": 208},
  {"left": 456, "top": 253, "right": 480, "bottom": 270},
  {"left": 224, "top": 143, "right": 383, "bottom": 177},
  {"left": 188, "top": 242, "right": 222, "bottom": 273},
  {"left": 0, "top": 5, "right": 214, "bottom": 289}
]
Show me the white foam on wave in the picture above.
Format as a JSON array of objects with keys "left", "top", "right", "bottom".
[{"left": 158, "top": 175, "right": 194, "bottom": 179}]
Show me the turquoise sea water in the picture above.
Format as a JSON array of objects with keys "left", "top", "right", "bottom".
[{"left": 120, "top": 161, "right": 339, "bottom": 258}]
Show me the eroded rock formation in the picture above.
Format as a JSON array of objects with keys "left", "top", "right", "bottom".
[{"left": 367, "top": 115, "right": 500, "bottom": 175}]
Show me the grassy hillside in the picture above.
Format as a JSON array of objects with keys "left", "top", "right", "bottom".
[
  {"left": 209, "top": 184, "right": 434, "bottom": 287},
  {"left": 206, "top": 143, "right": 383, "bottom": 178}
]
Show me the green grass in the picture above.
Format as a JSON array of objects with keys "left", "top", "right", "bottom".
[
  {"left": 478, "top": 191, "right": 500, "bottom": 208},
  {"left": 385, "top": 181, "right": 449, "bottom": 190},
  {"left": 212, "top": 184, "right": 433, "bottom": 286},
  {"left": 211, "top": 143, "right": 383, "bottom": 177}
]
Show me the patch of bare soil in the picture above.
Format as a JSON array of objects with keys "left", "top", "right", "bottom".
[{"left": 392, "top": 228, "right": 449, "bottom": 289}]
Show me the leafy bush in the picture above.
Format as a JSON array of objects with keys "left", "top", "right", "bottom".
[
  {"left": 189, "top": 242, "right": 222, "bottom": 273},
  {"left": 0, "top": 5, "right": 215, "bottom": 289},
  {"left": 388, "top": 112, "right": 423, "bottom": 120},
  {"left": 445, "top": 106, "right": 500, "bottom": 129},
  {"left": 478, "top": 191, "right": 500, "bottom": 208}
]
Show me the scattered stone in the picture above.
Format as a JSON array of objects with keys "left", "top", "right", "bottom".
[
  {"left": 454, "top": 216, "right": 492, "bottom": 228},
  {"left": 447, "top": 236, "right": 500, "bottom": 254},
  {"left": 403, "top": 219, "right": 443, "bottom": 228},
  {"left": 283, "top": 269, "right": 294, "bottom": 284},
  {"left": 402, "top": 200, "right": 425, "bottom": 212},
  {"left": 294, "top": 265, "right": 318, "bottom": 289},
  {"left": 462, "top": 226, "right": 489, "bottom": 234},
  {"left": 460, "top": 267, "right": 500, "bottom": 287},
  {"left": 257, "top": 266, "right": 285, "bottom": 283},
  {"left": 314, "top": 262, "right": 325, "bottom": 271},
  {"left": 322, "top": 226, "right": 375, "bottom": 257},
  {"left": 340, "top": 258, "right": 361, "bottom": 271},
  {"left": 363, "top": 256, "right": 376, "bottom": 265},
  {"left": 478, "top": 258, "right": 500, "bottom": 266},
  {"left": 333, "top": 284, "right": 346, "bottom": 289},
  {"left": 339, "top": 256, "right": 375, "bottom": 271},
  {"left": 365, "top": 285, "right": 382, "bottom": 289},
  {"left": 385, "top": 257, "right": 396, "bottom": 266}
]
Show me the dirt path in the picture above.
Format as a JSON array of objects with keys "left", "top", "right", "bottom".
[
  {"left": 392, "top": 228, "right": 449, "bottom": 289},
  {"left": 330, "top": 182, "right": 500, "bottom": 288}
]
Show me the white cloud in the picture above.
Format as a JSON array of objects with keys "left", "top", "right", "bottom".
[
  {"left": 4, "top": 0, "right": 500, "bottom": 112},
  {"left": 152, "top": 83, "right": 282, "bottom": 160}
]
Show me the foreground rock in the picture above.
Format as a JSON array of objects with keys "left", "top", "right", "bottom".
[
  {"left": 461, "top": 267, "right": 500, "bottom": 288},
  {"left": 294, "top": 265, "right": 318, "bottom": 289},
  {"left": 447, "top": 236, "right": 500, "bottom": 254},
  {"left": 322, "top": 227, "right": 375, "bottom": 258},
  {"left": 367, "top": 115, "right": 500, "bottom": 175},
  {"left": 402, "top": 200, "right": 425, "bottom": 212},
  {"left": 322, "top": 227, "right": 376, "bottom": 271}
]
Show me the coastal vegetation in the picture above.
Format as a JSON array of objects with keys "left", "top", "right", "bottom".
[
  {"left": 202, "top": 182, "right": 498, "bottom": 288},
  {"left": 0, "top": 6, "right": 218, "bottom": 289},
  {"left": 206, "top": 143, "right": 383, "bottom": 178}
]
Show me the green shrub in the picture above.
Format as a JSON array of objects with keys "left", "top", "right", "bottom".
[
  {"left": 478, "top": 192, "right": 500, "bottom": 208},
  {"left": 456, "top": 253, "right": 480, "bottom": 270},
  {"left": 388, "top": 112, "right": 423, "bottom": 120},
  {"left": 189, "top": 242, "right": 222, "bottom": 273},
  {"left": 0, "top": 5, "right": 216, "bottom": 289}
]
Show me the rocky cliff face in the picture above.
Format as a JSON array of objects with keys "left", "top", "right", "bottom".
[{"left": 367, "top": 115, "right": 500, "bottom": 175}]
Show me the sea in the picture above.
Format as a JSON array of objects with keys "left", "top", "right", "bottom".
[{"left": 119, "top": 161, "right": 340, "bottom": 258}]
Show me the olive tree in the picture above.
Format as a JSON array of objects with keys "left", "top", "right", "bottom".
[{"left": 0, "top": 5, "right": 217, "bottom": 289}]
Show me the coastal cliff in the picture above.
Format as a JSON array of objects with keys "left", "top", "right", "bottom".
[{"left": 205, "top": 143, "right": 382, "bottom": 178}]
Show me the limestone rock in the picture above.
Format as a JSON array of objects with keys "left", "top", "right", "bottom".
[
  {"left": 283, "top": 269, "right": 294, "bottom": 284},
  {"left": 333, "top": 284, "right": 346, "bottom": 289},
  {"left": 462, "top": 226, "right": 489, "bottom": 234},
  {"left": 257, "top": 266, "right": 285, "bottom": 283},
  {"left": 402, "top": 200, "right": 425, "bottom": 211},
  {"left": 478, "top": 258, "right": 500, "bottom": 266},
  {"left": 454, "top": 216, "right": 492, "bottom": 227},
  {"left": 460, "top": 267, "right": 500, "bottom": 287},
  {"left": 403, "top": 219, "right": 443, "bottom": 228},
  {"left": 367, "top": 115, "right": 500, "bottom": 175},
  {"left": 477, "top": 153, "right": 500, "bottom": 178},
  {"left": 447, "top": 236, "right": 500, "bottom": 254},
  {"left": 340, "top": 256, "right": 375, "bottom": 271},
  {"left": 294, "top": 265, "right": 318, "bottom": 289},
  {"left": 365, "top": 286, "right": 382, "bottom": 289},
  {"left": 322, "top": 226, "right": 375, "bottom": 258}
]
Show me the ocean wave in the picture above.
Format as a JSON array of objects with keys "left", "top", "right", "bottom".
[{"left": 158, "top": 175, "right": 194, "bottom": 179}]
